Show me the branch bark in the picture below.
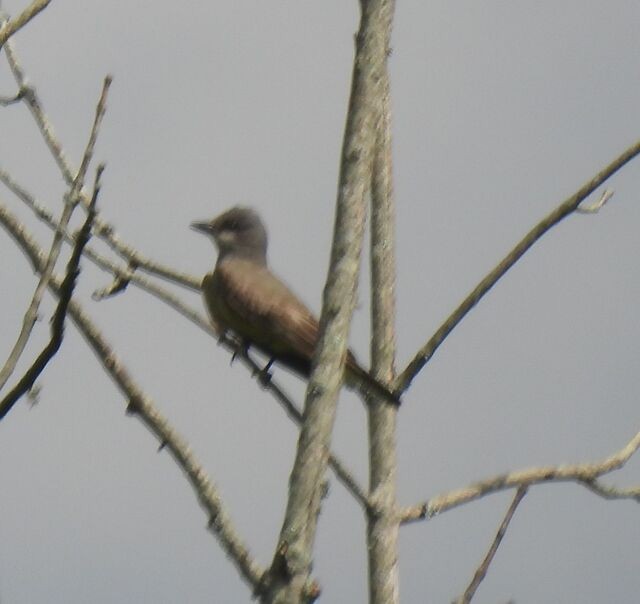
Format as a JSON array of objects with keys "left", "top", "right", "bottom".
[
  {"left": 0, "top": 75, "right": 111, "bottom": 391},
  {"left": 0, "top": 165, "right": 102, "bottom": 419},
  {"left": 263, "top": 1, "right": 396, "bottom": 601},
  {"left": 0, "top": 0, "right": 52, "bottom": 49},
  {"left": 401, "top": 428, "right": 640, "bottom": 523},
  {"left": 456, "top": 487, "right": 528, "bottom": 604},
  {"left": 3, "top": 37, "right": 195, "bottom": 287},
  {"left": 367, "top": 47, "right": 400, "bottom": 604}
]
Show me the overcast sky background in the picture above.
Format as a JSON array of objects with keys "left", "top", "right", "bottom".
[{"left": 1, "top": 1, "right": 639, "bottom": 602}]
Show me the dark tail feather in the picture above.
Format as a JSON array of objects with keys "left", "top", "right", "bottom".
[{"left": 346, "top": 362, "right": 401, "bottom": 406}]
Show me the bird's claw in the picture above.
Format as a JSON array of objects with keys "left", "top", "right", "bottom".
[
  {"left": 230, "top": 339, "right": 251, "bottom": 366},
  {"left": 255, "top": 358, "right": 275, "bottom": 386}
]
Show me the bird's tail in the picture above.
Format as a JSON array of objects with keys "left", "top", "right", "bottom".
[{"left": 345, "top": 361, "right": 401, "bottom": 406}]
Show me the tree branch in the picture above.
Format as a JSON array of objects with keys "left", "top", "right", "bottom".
[
  {"left": 0, "top": 75, "right": 111, "bottom": 391},
  {"left": 0, "top": 0, "right": 51, "bottom": 49},
  {"left": 396, "top": 138, "right": 640, "bottom": 394},
  {"left": 3, "top": 39, "right": 198, "bottom": 289},
  {"left": 367, "top": 42, "right": 400, "bottom": 604},
  {"left": 456, "top": 487, "right": 528, "bottom": 604},
  {"left": 0, "top": 164, "right": 102, "bottom": 420},
  {"left": 401, "top": 428, "right": 640, "bottom": 523}
]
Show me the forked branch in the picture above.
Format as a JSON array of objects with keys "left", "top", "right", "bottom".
[
  {"left": 401, "top": 427, "right": 640, "bottom": 523},
  {"left": 0, "top": 0, "right": 52, "bottom": 49},
  {"left": 0, "top": 165, "right": 102, "bottom": 420},
  {"left": 397, "top": 139, "right": 640, "bottom": 394}
]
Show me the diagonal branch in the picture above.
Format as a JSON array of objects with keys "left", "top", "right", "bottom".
[
  {"left": 0, "top": 165, "right": 201, "bottom": 294},
  {"left": 0, "top": 75, "right": 111, "bottom": 391},
  {"left": 401, "top": 427, "right": 640, "bottom": 524},
  {"left": 456, "top": 487, "right": 528, "bottom": 604},
  {"left": 396, "top": 138, "right": 640, "bottom": 394},
  {"left": 0, "top": 200, "right": 265, "bottom": 592},
  {"left": 3, "top": 39, "right": 197, "bottom": 288},
  {"left": 0, "top": 165, "right": 102, "bottom": 420},
  {"left": 0, "top": 0, "right": 52, "bottom": 49}
]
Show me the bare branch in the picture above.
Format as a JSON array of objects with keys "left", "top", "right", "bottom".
[
  {"left": 0, "top": 87, "right": 24, "bottom": 105},
  {"left": 576, "top": 188, "right": 614, "bottom": 214},
  {"left": 3, "top": 40, "right": 198, "bottom": 288},
  {"left": 0, "top": 0, "right": 52, "bottom": 49},
  {"left": 0, "top": 165, "right": 103, "bottom": 420},
  {"left": 0, "top": 200, "right": 266, "bottom": 591},
  {"left": 456, "top": 487, "right": 528, "bottom": 604},
  {"left": 401, "top": 428, "right": 640, "bottom": 524},
  {"left": 578, "top": 478, "right": 640, "bottom": 501},
  {"left": 3, "top": 38, "right": 73, "bottom": 180},
  {"left": 265, "top": 1, "right": 396, "bottom": 600},
  {"left": 367, "top": 49, "right": 400, "bottom": 604},
  {"left": 238, "top": 364, "right": 369, "bottom": 509},
  {"left": 0, "top": 75, "right": 111, "bottom": 391},
  {"left": 396, "top": 138, "right": 640, "bottom": 394}
]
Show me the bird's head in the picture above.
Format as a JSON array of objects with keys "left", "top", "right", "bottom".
[{"left": 191, "top": 206, "right": 268, "bottom": 262}]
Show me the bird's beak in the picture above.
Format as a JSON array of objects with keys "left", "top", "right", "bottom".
[{"left": 190, "top": 221, "right": 214, "bottom": 235}]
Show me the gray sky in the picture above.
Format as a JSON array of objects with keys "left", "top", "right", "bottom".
[{"left": 1, "top": 1, "right": 639, "bottom": 602}]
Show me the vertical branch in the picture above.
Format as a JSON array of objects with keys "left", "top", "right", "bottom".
[
  {"left": 263, "top": 1, "right": 397, "bottom": 601},
  {"left": 367, "top": 59, "right": 400, "bottom": 604}
]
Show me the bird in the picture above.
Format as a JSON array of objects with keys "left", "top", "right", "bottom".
[{"left": 191, "top": 206, "right": 400, "bottom": 405}]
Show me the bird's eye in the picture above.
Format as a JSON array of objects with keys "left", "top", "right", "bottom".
[{"left": 226, "top": 218, "right": 247, "bottom": 232}]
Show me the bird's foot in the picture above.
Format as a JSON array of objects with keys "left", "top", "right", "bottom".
[
  {"left": 230, "top": 339, "right": 251, "bottom": 366},
  {"left": 255, "top": 358, "right": 275, "bottom": 387}
]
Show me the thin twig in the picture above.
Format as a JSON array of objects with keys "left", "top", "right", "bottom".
[
  {"left": 401, "top": 428, "right": 640, "bottom": 524},
  {"left": 234, "top": 362, "right": 369, "bottom": 509},
  {"left": 576, "top": 188, "right": 614, "bottom": 214},
  {"left": 0, "top": 76, "right": 111, "bottom": 391},
  {"left": 0, "top": 88, "right": 24, "bottom": 105},
  {"left": 0, "top": 0, "right": 51, "bottom": 49},
  {"left": 3, "top": 40, "right": 198, "bottom": 289},
  {"left": 0, "top": 162, "right": 201, "bottom": 302},
  {"left": 0, "top": 201, "right": 266, "bottom": 591},
  {"left": 456, "top": 487, "right": 528, "bottom": 604},
  {"left": 396, "top": 138, "right": 640, "bottom": 394},
  {"left": 3, "top": 38, "right": 73, "bottom": 181},
  {"left": 0, "top": 165, "right": 103, "bottom": 420}
]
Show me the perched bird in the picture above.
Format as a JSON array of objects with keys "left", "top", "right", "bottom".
[{"left": 191, "top": 206, "right": 400, "bottom": 405}]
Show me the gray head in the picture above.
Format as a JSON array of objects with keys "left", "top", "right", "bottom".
[{"left": 191, "top": 206, "right": 268, "bottom": 263}]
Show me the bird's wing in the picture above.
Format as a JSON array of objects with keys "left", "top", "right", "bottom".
[
  {"left": 210, "top": 259, "right": 319, "bottom": 360},
  {"left": 208, "top": 259, "right": 400, "bottom": 403}
]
